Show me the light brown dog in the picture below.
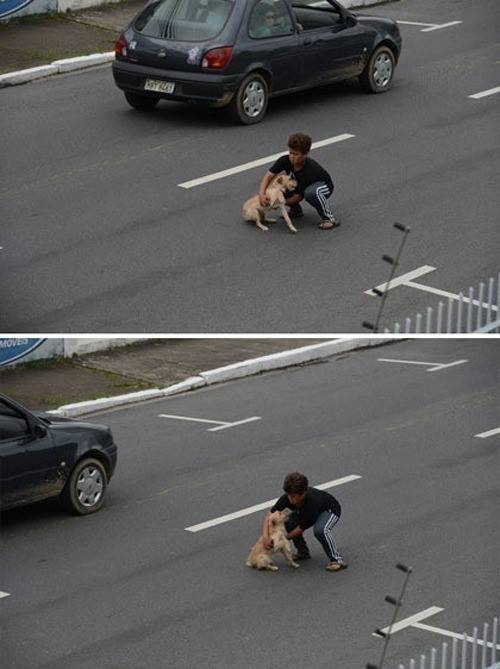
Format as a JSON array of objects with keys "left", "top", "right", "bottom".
[
  {"left": 242, "top": 173, "right": 299, "bottom": 233},
  {"left": 246, "top": 510, "right": 299, "bottom": 571}
]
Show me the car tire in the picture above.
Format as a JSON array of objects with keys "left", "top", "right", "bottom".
[
  {"left": 228, "top": 73, "right": 269, "bottom": 125},
  {"left": 359, "top": 45, "right": 395, "bottom": 93},
  {"left": 124, "top": 91, "right": 160, "bottom": 110},
  {"left": 60, "top": 457, "right": 108, "bottom": 515}
]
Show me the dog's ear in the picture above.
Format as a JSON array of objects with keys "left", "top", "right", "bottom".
[{"left": 275, "top": 174, "right": 285, "bottom": 184}]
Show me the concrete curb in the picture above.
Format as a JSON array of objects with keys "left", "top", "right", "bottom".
[
  {"left": 0, "top": 52, "right": 114, "bottom": 88},
  {"left": 0, "top": 0, "right": 392, "bottom": 87},
  {"left": 50, "top": 337, "right": 397, "bottom": 417}
]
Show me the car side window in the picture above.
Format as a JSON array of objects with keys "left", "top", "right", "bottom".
[
  {"left": 292, "top": 4, "right": 342, "bottom": 31},
  {"left": 249, "top": 0, "right": 294, "bottom": 39},
  {"left": 0, "top": 400, "right": 30, "bottom": 441}
]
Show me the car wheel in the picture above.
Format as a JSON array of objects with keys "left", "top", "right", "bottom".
[
  {"left": 228, "top": 73, "right": 269, "bottom": 125},
  {"left": 61, "top": 457, "right": 108, "bottom": 515},
  {"left": 360, "top": 46, "right": 395, "bottom": 93},
  {"left": 124, "top": 91, "right": 160, "bottom": 110}
]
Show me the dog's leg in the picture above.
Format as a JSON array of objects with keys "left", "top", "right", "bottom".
[
  {"left": 279, "top": 204, "right": 298, "bottom": 234},
  {"left": 282, "top": 548, "right": 300, "bottom": 568},
  {"left": 256, "top": 208, "right": 269, "bottom": 231}
]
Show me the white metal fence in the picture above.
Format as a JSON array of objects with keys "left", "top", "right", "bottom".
[
  {"left": 383, "top": 275, "right": 500, "bottom": 333},
  {"left": 393, "top": 617, "right": 499, "bottom": 669}
]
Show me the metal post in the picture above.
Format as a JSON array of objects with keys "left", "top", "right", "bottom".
[
  {"left": 405, "top": 317, "right": 412, "bottom": 333},
  {"left": 441, "top": 642, "right": 447, "bottom": 669},
  {"left": 486, "top": 278, "right": 494, "bottom": 325},
  {"left": 492, "top": 617, "right": 498, "bottom": 664},
  {"left": 416, "top": 313, "right": 422, "bottom": 333},
  {"left": 446, "top": 298, "right": 453, "bottom": 333},
  {"left": 457, "top": 292, "right": 464, "bottom": 333},
  {"left": 472, "top": 627, "right": 478, "bottom": 669},
  {"left": 426, "top": 307, "right": 433, "bottom": 333},
  {"left": 466, "top": 287, "right": 474, "bottom": 333},
  {"left": 420, "top": 654, "right": 426, "bottom": 669},
  {"left": 451, "top": 637, "right": 457, "bottom": 669},
  {"left": 430, "top": 648, "right": 437, "bottom": 669},
  {"left": 497, "top": 274, "right": 500, "bottom": 333},
  {"left": 394, "top": 322, "right": 401, "bottom": 333},
  {"left": 461, "top": 632, "right": 467, "bottom": 669},
  {"left": 476, "top": 282, "right": 485, "bottom": 330},
  {"left": 481, "top": 623, "right": 488, "bottom": 669},
  {"left": 437, "top": 302, "right": 443, "bottom": 333}
]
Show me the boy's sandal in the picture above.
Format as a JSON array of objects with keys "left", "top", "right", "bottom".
[
  {"left": 325, "top": 561, "right": 348, "bottom": 572},
  {"left": 319, "top": 220, "right": 340, "bottom": 230}
]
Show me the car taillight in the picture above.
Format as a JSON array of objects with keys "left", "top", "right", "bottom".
[
  {"left": 201, "top": 46, "right": 233, "bottom": 69},
  {"left": 115, "top": 34, "right": 128, "bottom": 59}
]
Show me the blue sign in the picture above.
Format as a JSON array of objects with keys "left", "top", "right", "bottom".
[
  {"left": 0, "top": 0, "right": 37, "bottom": 19},
  {"left": 0, "top": 338, "right": 45, "bottom": 367}
]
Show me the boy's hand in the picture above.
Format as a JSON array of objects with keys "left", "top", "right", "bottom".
[
  {"left": 263, "top": 538, "right": 273, "bottom": 550},
  {"left": 259, "top": 194, "right": 270, "bottom": 207}
]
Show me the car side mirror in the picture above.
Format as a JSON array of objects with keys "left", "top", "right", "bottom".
[
  {"left": 33, "top": 423, "right": 48, "bottom": 438},
  {"left": 345, "top": 14, "right": 357, "bottom": 27}
]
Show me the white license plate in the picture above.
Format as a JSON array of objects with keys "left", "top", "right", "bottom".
[{"left": 144, "top": 79, "right": 175, "bottom": 94}]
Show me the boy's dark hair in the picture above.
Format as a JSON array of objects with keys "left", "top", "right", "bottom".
[
  {"left": 287, "top": 133, "right": 312, "bottom": 155},
  {"left": 283, "top": 472, "right": 309, "bottom": 494}
]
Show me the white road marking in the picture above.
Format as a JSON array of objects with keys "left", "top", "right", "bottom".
[
  {"left": 374, "top": 606, "right": 444, "bottom": 636},
  {"left": 365, "top": 265, "right": 436, "bottom": 296},
  {"left": 185, "top": 474, "right": 362, "bottom": 532},
  {"left": 412, "top": 622, "right": 500, "bottom": 650},
  {"left": 0, "top": 592, "right": 10, "bottom": 599},
  {"left": 469, "top": 86, "right": 500, "bottom": 99},
  {"left": 159, "top": 413, "right": 261, "bottom": 431},
  {"left": 208, "top": 417, "right": 262, "bottom": 431},
  {"left": 421, "top": 21, "right": 462, "bottom": 32},
  {"left": 377, "top": 358, "right": 468, "bottom": 372},
  {"left": 396, "top": 20, "right": 462, "bottom": 32},
  {"left": 366, "top": 267, "right": 498, "bottom": 312},
  {"left": 177, "top": 134, "right": 355, "bottom": 189},
  {"left": 474, "top": 426, "right": 500, "bottom": 439}
]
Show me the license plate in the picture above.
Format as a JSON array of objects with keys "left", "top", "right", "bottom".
[{"left": 144, "top": 79, "right": 175, "bottom": 94}]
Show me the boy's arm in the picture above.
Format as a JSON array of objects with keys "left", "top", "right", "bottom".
[
  {"left": 259, "top": 171, "right": 275, "bottom": 206},
  {"left": 262, "top": 511, "right": 273, "bottom": 549},
  {"left": 286, "top": 526, "right": 303, "bottom": 540}
]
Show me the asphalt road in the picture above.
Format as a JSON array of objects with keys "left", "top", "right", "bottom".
[
  {"left": 1, "top": 0, "right": 500, "bottom": 333},
  {"left": 1, "top": 339, "right": 499, "bottom": 669}
]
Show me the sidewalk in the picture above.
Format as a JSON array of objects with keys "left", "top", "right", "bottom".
[
  {"left": 0, "top": 339, "right": 325, "bottom": 411},
  {"left": 0, "top": 0, "right": 144, "bottom": 75}
]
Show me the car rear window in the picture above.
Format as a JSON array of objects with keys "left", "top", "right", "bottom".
[{"left": 135, "top": 0, "right": 234, "bottom": 41}]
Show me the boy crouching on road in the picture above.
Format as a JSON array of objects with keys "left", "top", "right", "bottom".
[
  {"left": 258, "top": 133, "right": 339, "bottom": 230},
  {"left": 262, "top": 472, "right": 348, "bottom": 571}
]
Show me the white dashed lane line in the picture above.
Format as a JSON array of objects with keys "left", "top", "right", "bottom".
[
  {"left": 469, "top": 86, "right": 500, "bottom": 100},
  {"left": 177, "top": 133, "right": 355, "bottom": 189},
  {"left": 474, "top": 427, "right": 500, "bottom": 439},
  {"left": 185, "top": 474, "right": 362, "bottom": 532},
  {"left": 0, "top": 592, "right": 11, "bottom": 599}
]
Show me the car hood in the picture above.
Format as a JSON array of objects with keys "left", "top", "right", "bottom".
[
  {"left": 35, "top": 412, "right": 113, "bottom": 436},
  {"left": 354, "top": 13, "right": 399, "bottom": 33}
]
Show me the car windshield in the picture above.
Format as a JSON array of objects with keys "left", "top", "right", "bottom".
[{"left": 135, "top": 0, "right": 234, "bottom": 41}]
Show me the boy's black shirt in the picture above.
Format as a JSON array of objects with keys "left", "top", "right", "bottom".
[
  {"left": 271, "top": 487, "right": 341, "bottom": 530},
  {"left": 269, "top": 155, "right": 334, "bottom": 195}
]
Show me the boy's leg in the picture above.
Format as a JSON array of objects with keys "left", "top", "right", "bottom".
[
  {"left": 303, "top": 182, "right": 338, "bottom": 228},
  {"left": 313, "top": 511, "right": 345, "bottom": 564},
  {"left": 285, "top": 513, "right": 310, "bottom": 559}
]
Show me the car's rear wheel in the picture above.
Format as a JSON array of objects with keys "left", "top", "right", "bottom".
[
  {"left": 228, "top": 73, "right": 269, "bottom": 125},
  {"left": 61, "top": 457, "right": 108, "bottom": 515},
  {"left": 124, "top": 91, "right": 160, "bottom": 110},
  {"left": 360, "top": 46, "right": 395, "bottom": 93}
]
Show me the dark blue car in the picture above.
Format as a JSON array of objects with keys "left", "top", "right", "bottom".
[
  {"left": 0, "top": 394, "right": 117, "bottom": 515},
  {"left": 112, "top": 0, "right": 402, "bottom": 123}
]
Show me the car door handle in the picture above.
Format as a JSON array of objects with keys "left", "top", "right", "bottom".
[{"left": 303, "top": 37, "right": 313, "bottom": 45}]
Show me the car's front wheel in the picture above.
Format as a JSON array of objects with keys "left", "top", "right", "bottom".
[
  {"left": 61, "top": 457, "right": 108, "bottom": 515},
  {"left": 360, "top": 46, "right": 395, "bottom": 93},
  {"left": 124, "top": 91, "right": 160, "bottom": 110},
  {"left": 228, "top": 73, "right": 269, "bottom": 125}
]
